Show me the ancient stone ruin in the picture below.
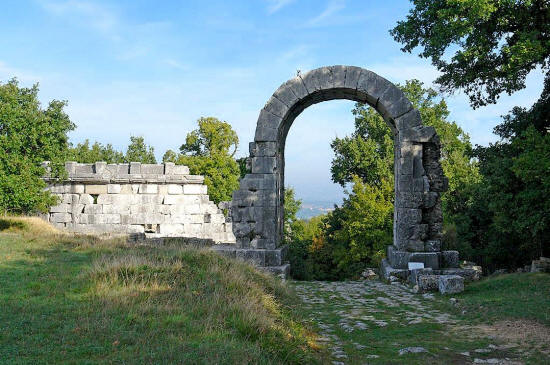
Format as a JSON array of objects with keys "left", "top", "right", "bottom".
[
  {"left": 43, "top": 65, "right": 472, "bottom": 293},
  {"left": 43, "top": 161, "right": 235, "bottom": 243},
  {"left": 226, "top": 65, "right": 466, "bottom": 290}
]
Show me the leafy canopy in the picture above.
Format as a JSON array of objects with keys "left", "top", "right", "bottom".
[
  {"left": 68, "top": 136, "right": 156, "bottom": 164},
  {"left": 167, "top": 117, "right": 240, "bottom": 204},
  {"left": 391, "top": 0, "right": 550, "bottom": 107},
  {"left": 0, "top": 79, "right": 75, "bottom": 213}
]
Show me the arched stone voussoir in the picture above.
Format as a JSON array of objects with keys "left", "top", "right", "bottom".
[
  {"left": 299, "top": 66, "right": 333, "bottom": 94},
  {"left": 272, "top": 77, "right": 308, "bottom": 107},
  {"left": 377, "top": 84, "right": 413, "bottom": 121}
]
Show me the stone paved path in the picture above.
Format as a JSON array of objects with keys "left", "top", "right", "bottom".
[{"left": 292, "top": 280, "right": 522, "bottom": 364}]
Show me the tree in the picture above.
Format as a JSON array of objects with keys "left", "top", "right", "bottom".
[
  {"left": 162, "top": 149, "right": 178, "bottom": 163},
  {"left": 124, "top": 136, "right": 156, "bottom": 164},
  {"left": 322, "top": 177, "right": 394, "bottom": 279},
  {"left": 68, "top": 139, "right": 124, "bottom": 163},
  {"left": 175, "top": 117, "right": 240, "bottom": 204},
  {"left": 0, "top": 79, "right": 75, "bottom": 213},
  {"left": 453, "top": 77, "right": 550, "bottom": 271},
  {"left": 332, "top": 80, "right": 480, "bottom": 221},
  {"left": 391, "top": 0, "right": 550, "bottom": 108}
]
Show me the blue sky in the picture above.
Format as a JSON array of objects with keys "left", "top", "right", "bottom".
[{"left": 0, "top": 0, "right": 544, "bottom": 204}]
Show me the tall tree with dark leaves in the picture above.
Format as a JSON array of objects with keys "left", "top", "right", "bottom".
[{"left": 391, "top": 0, "right": 550, "bottom": 108}]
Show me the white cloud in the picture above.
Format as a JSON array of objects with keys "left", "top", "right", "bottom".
[{"left": 266, "top": 0, "right": 295, "bottom": 14}]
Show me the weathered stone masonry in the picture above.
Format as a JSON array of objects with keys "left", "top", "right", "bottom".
[
  {"left": 230, "top": 65, "right": 460, "bottom": 278},
  {"left": 44, "top": 161, "right": 235, "bottom": 243}
]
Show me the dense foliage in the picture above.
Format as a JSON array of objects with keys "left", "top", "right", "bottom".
[
  {"left": 0, "top": 79, "right": 74, "bottom": 213},
  {"left": 388, "top": 0, "right": 550, "bottom": 273},
  {"left": 69, "top": 136, "right": 156, "bottom": 164},
  {"left": 68, "top": 140, "right": 125, "bottom": 164},
  {"left": 164, "top": 117, "right": 241, "bottom": 204},
  {"left": 391, "top": 0, "right": 550, "bottom": 108},
  {"left": 451, "top": 78, "right": 550, "bottom": 271}
]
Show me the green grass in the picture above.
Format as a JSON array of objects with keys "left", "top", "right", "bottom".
[
  {"left": 0, "top": 217, "right": 326, "bottom": 364},
  {"left": 447, "top": 272, "right": 550, "bottom": 326}
]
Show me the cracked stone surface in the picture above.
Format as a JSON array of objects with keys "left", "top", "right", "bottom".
[{"left": 292, "top": 280, "right": 523, "bottom": 364}]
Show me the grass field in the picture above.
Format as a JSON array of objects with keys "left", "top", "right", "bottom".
[
  {"left": 1, "top": 216, "right": 549, "bottom": 364},
  {"left": 0, "top": 217, "right": 326, "bottom": 364}
]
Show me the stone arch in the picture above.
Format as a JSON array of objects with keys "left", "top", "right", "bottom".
[{"left": 231, "top": 66, "right": 451, "bottom": 273}]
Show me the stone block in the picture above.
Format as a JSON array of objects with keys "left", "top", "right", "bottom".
[
  {"left": 79, "top": 194, "right": 94, "bottom": 205},
  {"left": 249, "top": 141, "right": 277, "bottom": 157},
  {"left": 343, "top": 66, "right": 362, "bottom": 89},
  {"left": 396, "top": 192, "right": 424, "bottom": 208},
  {"left": 438, "top": 268, "right": 481, "bottom": 282},
  {"left": 417, "top": 274, "right": 440, "bottom": 292},
  {"left": 235, "top": 249, "right": 265, "bottom": 266},
  {"left": 273, "top": 80, "right": 300, "bottom": 107},
  {"left": 380, "top": 259, "right": 408, "bottom": 280},
  {"left": 69, "top": 204, "right": 84, "bottom": 215},
  {"left": 397, "top": 208, "right": 422, "bottom": 225},
  {"left": 264, "top": 95, "right": 289, "bottom": 119},
  {"left": 441, "top": 250, "right": 459, "bottom": 268},
  {"left": 405, "top": 240, "right": 425, "bottom": 252},
  {"left": 97, "top": 194, "right": 112, "bottom": 204},
  {"left": 69, "top": 184, "right": 85, "bottom": 194},
  {"left": 107, "top": 184, "right": 121, "bottom": 194},
  {"left": 141, "top": 164, "right": 164, "bottom": 174},
  {"left": 250, "top": 238, "right": 275, "bottom": 249},
  {"left": 167, "top": 184, "right": 183, "bottom": 194},
  {"left": 84, "top": 205, "right": 102, "bottom": 214},
  {"left": 251, "top": 157, "right": 277, "bottom": 174},
  {"left": 387, "top": 246, "right": 411, "bottom": 269},
  {"left": 438, "top": 275, "right": 464, "bottom": 294},
  {"left": 400, "top": 126, "right": 436, "bottom": 143},
  {"left": 378, "top": 84, "right": 412, "bottom": 121},
  {"left": 395, "top": 109, "right": 422, "bottom": 131},
  {"left": 233, "top": 222, "right": 254, "bottom": 238},
  {"left": 49, "top": 184, "right": 69, "bottom": 194},
  {"left": 129, "top": 162, "right": 141, "bottom": 174},
  {"left": 85, "top": 184, "right": 107, "bottom": 194},
  {"left": 50, "top": 204, "right": 69, "bottom": 213},
  {"left": 61, "top": 194, "right": 79, "bottom": 204},
  {"left": 239, "top": 174, "right": 277, "bottom": 191},
  {"left": 255, "top": 126, "right": 278, "bottom": 142},
  {"left": 397, "top": 174, "right": 413, "bottom": 192},
  {"left": 410, "top": 224, "right": 428, "bottom": 240},
  {"left": 51, "top": 213, "right": 72, "bottom": 223},
  {"left": 183, "top": 184, "right": 207, "bottom": 195},
  {"left": 356, "top": 70, "right": 392, "bottom": 106},
  {"left": 410, "top": 252, "right": 440, "bottom": 269},
  {"left": 425, "top": 240, "right": 441, "bottom": 252},
  {"left": 138, "top": 184, "right": 158, "bottom": 194},
  {"left": 265, "top": 246, "right": 287, "bottom": 266},
  {"left": 184, "top": 204, "right": 202, "bottom": 215},
  {"left": 158, "top": 223, "right": 184, "bottom": 235},
  {"left": 409, "top": 268, "right": 433, "bottom": 286}
]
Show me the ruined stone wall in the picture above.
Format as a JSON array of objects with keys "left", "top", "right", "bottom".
[{"left": 43, "top": 161, "right": 235, "bottom": 243}]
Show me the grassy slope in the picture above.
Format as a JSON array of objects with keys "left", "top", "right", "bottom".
[
  {"left": 449, "top": 272, "right": 550, "bottom": 326},
  {"left": 0, "top": 217, "right": 325, "bottom": 364}
]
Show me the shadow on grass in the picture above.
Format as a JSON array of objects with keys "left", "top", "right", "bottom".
[{"left": 0, "top": 218, "right": 26, "bottom": 231}]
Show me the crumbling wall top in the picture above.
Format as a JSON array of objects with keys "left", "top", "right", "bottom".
[{"left": 43, "top": 161, "right": 203, "bottom": 184}]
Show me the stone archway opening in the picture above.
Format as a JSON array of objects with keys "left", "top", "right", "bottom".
[{"left": 230, "top": 66, "right": 458, "bottom": 278}]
